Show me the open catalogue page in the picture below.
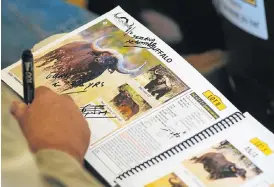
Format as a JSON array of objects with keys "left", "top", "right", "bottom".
[
  {"left": 116, "top": 113, "right": 274, "bottom": 187},
  {"left": 2, "top": 6, "right": 271, "bottom": 187}
]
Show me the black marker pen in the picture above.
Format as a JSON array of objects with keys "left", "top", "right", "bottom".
[{"left": 22, "top": 49, "right": 35, "bottom": 104}]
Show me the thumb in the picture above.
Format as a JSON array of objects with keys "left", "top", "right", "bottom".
[{"left": 10, "top": 101, "right": 28, "bottom": 122}]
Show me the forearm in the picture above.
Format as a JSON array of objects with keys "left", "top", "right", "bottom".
[
  {"left": 2, "top": 82, "right": 102, "bottom": 187},
  {"left": 2, "top": 82, "right": 46, "bottom": 187}
]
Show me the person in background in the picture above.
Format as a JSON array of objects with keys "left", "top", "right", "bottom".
[{"left": 213, "top": 1, "right": 274, "bottom": 131}]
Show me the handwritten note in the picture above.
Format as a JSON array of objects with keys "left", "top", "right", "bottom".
[
  {"left": 80, "top": 104, "right": 116, "bottom": 118},
  {"left": 46, "top": 72, "right": 105, "bottom": 91},
  {"left": 62, "top": 90, "right": 87, "bottom": 95},
  {"left": 84, "top": 81, "right": 104, "bottom": 90},
  {"left": 46, "top": 72, "right": 72, "bottom": 80},
  {"left": 160, "top": 124, "right": 186, "bottom": 139},
  {"left": 124, "top": 34, "right": 172, "bottom": 63},
  {"left": 52, "top": 82, "right": 61, "bottom": 87}
]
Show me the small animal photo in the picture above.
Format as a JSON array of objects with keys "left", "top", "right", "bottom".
[
  {"left": 145, "top": 172, "right": 188, "bottom": 187},
  {"left": 135, "top": 64, "right": 189, "bottom": 103},
  {"left": 182, "top": 140, "right": 263, "bottom": 187},
  {"left": 109, "top": 83, "right": 152, "bottom": 121}
]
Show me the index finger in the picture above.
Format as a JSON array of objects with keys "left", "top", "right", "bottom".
[{"left": 35, "top": 86, "right": 58, "bottom": 99}]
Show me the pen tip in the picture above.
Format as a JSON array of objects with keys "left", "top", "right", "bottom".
[{"left": 22, "top": 49, "right": 33, "bottom": 59}]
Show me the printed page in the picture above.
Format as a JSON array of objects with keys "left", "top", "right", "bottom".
[
  {"left": 117, "top": 113, "right": 274, "bottom": 187},
  {"left": 1, "top": 6, "right": 238, "bottom": 185}
]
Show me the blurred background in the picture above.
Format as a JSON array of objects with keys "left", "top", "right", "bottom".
[{"left": 2, "top": 0, "right": 274, "bottom": 130}]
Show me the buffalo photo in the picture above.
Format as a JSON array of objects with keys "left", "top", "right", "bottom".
[
  {"left": 33, "top": 34, "right": 146, "bottom": 92},
  {"left": 110, "top": 84, "right": 152, "bottom": 121},
  {"left": 135, "top": 64, "right": 189, "bottom": 103},
  {"left": 145, "top": 172, "right": 188, "bottom": 187},
  {"left": 182, "top": 140, "right": 262, "bottom": 187},
  {"left": 8, "top": 19, "right": 161, "bottom": 97}
]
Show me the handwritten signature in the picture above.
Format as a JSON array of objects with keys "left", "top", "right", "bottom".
[
  {"left": 124, "top": 35, "right": 172, "bottom": 63},
  {"left": 160, "top": 127, "right": 186, "bottom": 139},
  {"left": 62, "top": 90, "right": 87, "bottom": 95},
  {"left": 47, "top": 72, "right": 105, "bottom": 90},
  {"left": 84, "top": 81, "right": 104, "bottom": 91},
  {"left": 80, "top": 104, "right": 116, "bottom": 118},
  {"left": 112, "top": 12, "right": 173, "bottom": 63},
  {"left": 52, "top": 82, "right": 61, "bottom": 87},
  {"left": 46, "top": 72, "right": 72, "bottom": 80},
  {"left": 51, "top": 80, "right": 104, "bottom": 95}
]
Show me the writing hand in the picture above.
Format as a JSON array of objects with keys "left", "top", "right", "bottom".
[{"left": 10, "top": 86, "right": 90, "bottom": 164}]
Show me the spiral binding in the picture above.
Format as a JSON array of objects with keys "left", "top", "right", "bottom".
[{"left": 116, "top": 112, "right": 245, "bottom": 180}]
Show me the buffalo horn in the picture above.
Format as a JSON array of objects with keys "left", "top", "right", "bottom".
[{"left": 92, "top": 35, "right": 147, "bottom": 74}]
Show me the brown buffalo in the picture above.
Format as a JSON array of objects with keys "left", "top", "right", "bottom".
[
  {"left": 191, "top": 152, "right": 247, "bottom": 180},
  {"left": 35, "top": 35, "right": 146, "bottom": 91},
  {"left": 144, "top": 69, "right": 172, "bottom": 100},
  {"left": 111, "top": 90, "right": 139, "bottom": 120}
]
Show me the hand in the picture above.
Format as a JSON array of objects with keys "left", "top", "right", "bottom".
[
  {"left": 10, "top": 86, "right": 91, "bottom": 164},
  {"left": 183, "top": 50, "right": 226, "bottom": 74}
]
